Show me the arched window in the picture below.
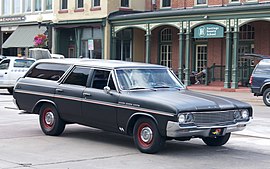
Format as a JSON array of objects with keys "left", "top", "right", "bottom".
[
  {"left": 239, "top": 24, "right": 255, "bottom": 40},
  {"left": 160, "top": 28, "right": 172, "bottom": 67}
]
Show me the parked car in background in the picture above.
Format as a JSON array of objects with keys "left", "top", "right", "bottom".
[
  {"left": 0, "top": 57, "right": 35, "bottom": 94},
  {"left": 29, "top": 48, "right": 65, "bottom": 60},
  {"left": 250, "top": 58, "right": 270, "bottom": 106},
  {"left": 13, "top": 59, "right": 252, "bottom": 153}
]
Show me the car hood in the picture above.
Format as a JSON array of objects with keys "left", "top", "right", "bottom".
[{"left": 120, "top": 89, "right": 251, "bottom": 113}]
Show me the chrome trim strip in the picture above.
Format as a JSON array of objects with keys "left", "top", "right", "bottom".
[{"left": 15, "top": 89, "right": 174, "bottom": 117}]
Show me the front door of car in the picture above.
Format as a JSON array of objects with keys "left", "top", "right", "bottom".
[
  {"left": 82, "top": 69, "right": 119, "bottom": 132},
  {"left": 54, "top": 66, "right": 90, "bottom": 122},
  {"left": 0, "top": 59, "right": 10, "bottom": 85}
]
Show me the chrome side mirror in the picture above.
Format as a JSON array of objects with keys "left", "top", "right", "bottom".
[{"left": 104, "top": 86, "right": 111, "bottom": 94}]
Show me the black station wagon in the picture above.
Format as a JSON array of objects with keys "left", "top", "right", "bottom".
[{"left": 13, "top": 59, "right": 252, "bottom": 153}]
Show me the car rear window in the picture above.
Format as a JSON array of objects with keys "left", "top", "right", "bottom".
[
  {"left": 253, "top": 59, "right": 270, "bottom": 75},
  {"left": 14, "top": 59, "right": 35, "bottom": 68},
  {"left": 26, "top": 63, "right": 71, "bottom": 81}
]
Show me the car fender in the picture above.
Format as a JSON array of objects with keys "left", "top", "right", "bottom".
[
  {"left": 32, "top": 99, "right": 58, "bottom": 115},
  {"left": 261, "top": 82, "right": 270, "bottom": 94},
  {"left": 125, "top": 112, "right": 159, "bottom": 136}
]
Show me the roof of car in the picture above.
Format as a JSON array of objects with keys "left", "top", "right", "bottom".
[
  {"left": 35, "top": 58, "right": 167, "bottom": 69},
  {"left": 1, "top": 56, "right": 35, "bottom": 61}
]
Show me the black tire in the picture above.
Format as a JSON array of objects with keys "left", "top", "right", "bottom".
[
  {"left": 39, "top": 103, "right": 65, "bottom": 136},
  {"left": 133, "top": 117, "right": 165, "bottom": 154},
  {"left": 263, "top": 88, "right": 270, "bottom": 106},
  {"left": 7, "top": 88, "right": 13, "bottom": 95},
  {"left": 202, "top": 133, "right": 231, "bottom": 146}
]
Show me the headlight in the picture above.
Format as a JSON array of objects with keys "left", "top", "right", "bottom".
[
  {"left": 241, "top": 109, "right": 249, "bottom": 120},
  {"left": 234, "top": 109, "right": 249, "bottom": 121},
  {"left": 178, "top": 113, "right": 194, "bottom": 124}
]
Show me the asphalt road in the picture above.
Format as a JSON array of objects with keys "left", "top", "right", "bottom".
[{"left": 0, "top": 89, "right": 270, "bottom": 169}]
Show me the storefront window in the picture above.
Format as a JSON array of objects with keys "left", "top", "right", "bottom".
[
  {"left": 61, "top": 0, "right": 68, "bottom": 10},
  {"left": 35, "top": 0, "right": 42, "bottom": 11},
  {"left": 76, "top": 0, "right": 84, "bottom": 9},
  {"left": 116, "top": 29, "right": 132, "bottom": 61},
  {"left": 81, "top": 28, "right": 102, "bottom": 59},
  {"left": 13, "top": 0, "right": 21, "bottom": 14},
  {"left": 3, "top": 0, "right": 11, "bottom": 15},
  {"left": 46, "top": 0, "right": 52, "bottom": 10},
  {"left": 24, "top": 0, "right": 31, "bottom": 12}
]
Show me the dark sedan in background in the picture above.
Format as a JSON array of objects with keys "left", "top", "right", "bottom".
[{"left": 13, "top": 59, "right": 253, "bottom": 153}]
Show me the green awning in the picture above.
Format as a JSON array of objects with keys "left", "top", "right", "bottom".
[{"left": 2, "top": 25, "right": 46, "bottom": 48}]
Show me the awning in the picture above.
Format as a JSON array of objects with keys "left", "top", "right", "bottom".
[{"left": 2, "top": 25, "right": 46, "bottom": 48}]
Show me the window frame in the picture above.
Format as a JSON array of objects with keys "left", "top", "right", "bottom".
[
  {"left": 194, "top": 0, "right": 207, "bottom": 6},
  {"left": 24, "top": 0, "right": 32, "bottom": 13},
  {"left": 45, "top": 0, "right": 52, "bottom": 11},
  {"left": 92, "top": 0, "right": 100, "bottom": 7},
  {"left": 76, "top": 0, "right": 84, "bottom": 9},
  {"left": 34, "top": 0, "right": 42, "bottom": 12},
  {"left": 63, "top": 66, "right": 90, "bottom": 87},
  {"left": 160, "top": 0, "right": 171, "bottom": 8},
  {"left": 61, "top": 0, "right": 68, "bottom": 10},
  {"left": 13, "top": 0, "right": 21, "bottom": 14},
  {"left": 121, "top": 0, "right": 129, "bottom": 8},
  {"left": 3, "top": 0, "right": 11, "bottom": 15},
  {"left": 90, "top": 69, "right": 117, "bottom": 91}
]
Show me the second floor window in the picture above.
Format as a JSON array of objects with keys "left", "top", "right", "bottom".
[
  {"left": 24, "top": 0, "right": 31, "bottom": 12},
  {"left": 76, "top": 0, "right": 84, "bottom": 8},
  {"left": 93, "top": 0, "right": 100, "bottom": 7},
  {"left": 230, "top": 0, "right": 239, "bottom": 2},
  {"left": 61, "top": 0, "right": 68, "bottom": 10},
  {"left": 13, "top": 0, "right": 21, "bottom": 14},
  {"left": 46, "top": 0, "right": 52, "bottom": 10},
  {"left": 197, "top": 0, "right": 207, "bottom": 5},
  {"left": 121, "top": 0, "right": 129, "bottom": 7},
  {"left": 3, "top": 0, "right": 11, "bottom": 15},
  {"left": 162, "top": 0, "right": 171, "bottom": 8},
  {"left": 35, "top": 0, "right": 42, "bottom": 11}
]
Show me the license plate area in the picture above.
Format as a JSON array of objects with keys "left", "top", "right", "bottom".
[{"left": 209, "top": 128, "right": 225, "bottom": 137}]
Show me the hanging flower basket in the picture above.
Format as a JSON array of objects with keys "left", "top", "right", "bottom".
[{"left": 33, "top": 34, "right": 48, "bottom": 48}]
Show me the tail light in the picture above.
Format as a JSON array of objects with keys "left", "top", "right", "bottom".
[{"left": 249, "top": 76, "right": 253, "bottom": 84}]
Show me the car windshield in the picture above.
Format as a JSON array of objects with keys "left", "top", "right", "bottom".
[
  {"left": 116, "top": 68, "right": 184, "bottom": 90},
  {"left": 14, "top": 59, "right": 35, "bottom": 68}
]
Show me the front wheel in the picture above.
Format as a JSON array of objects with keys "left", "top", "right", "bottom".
[
  {"left": 263, "top": 88, "right": 270, "bottom": 106},
  {"left": 39, "top": 103, "right": 66, "bottom": 136},
  {"left": 202, "top": 133, "right": 231, "bottom": 146},
  {"left": 133, "top": 117, "right": 165, "bottom": 154}
]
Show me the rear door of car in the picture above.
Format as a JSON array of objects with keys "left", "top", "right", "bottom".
[
  {"left": 55, "top": 66, "right": 91, "bottom": 122},
  {"left": 81, "top": 68, "right": 119, "bottom": 131}
]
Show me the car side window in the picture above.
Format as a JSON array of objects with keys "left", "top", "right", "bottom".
[
  {"left": 63, "top": 66, "right": 90, "bottom": 86},
  {"left": 26, "top": 63, "right": 71, "bottom": 81},
  {"left": 91, "top": 69, "right": 116, "bottom": 90},
  {"left": 0, "top": 59, "right": 10, "bottom": 70}
]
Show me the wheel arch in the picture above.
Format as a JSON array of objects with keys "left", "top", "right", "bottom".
[
  {"left": 125, "top": 112, "right": 159, "bottom": 136},
  {"left": 32, "top": 99, "right": 58, "bottom": 115},
  {"left": 261, "top": 83, "right": 270, "bottom": 94}
]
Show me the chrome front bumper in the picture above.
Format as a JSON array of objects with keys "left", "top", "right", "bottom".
[{"left": 166, "top": 120, "right": 251, "bottom": 138}]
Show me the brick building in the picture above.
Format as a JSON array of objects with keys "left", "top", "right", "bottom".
[{"left": 109, "top": 0, "right": 270, "bottom": 89}]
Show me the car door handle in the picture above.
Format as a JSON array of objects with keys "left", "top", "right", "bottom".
[
  {"left": 83, "top": 92, "right": 91, "bottom": 97},
  {"left": 4, "top": 72, "right": 7, "bottom": 74},
  {"left": 56, "top": 89, "right": 63, "bottom": 92}
]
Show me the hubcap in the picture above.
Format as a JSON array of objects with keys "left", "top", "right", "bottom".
[
  {"left": 44, "top": 111, "right": 55, "bottom": 127},
  {"left": 140, "top": 126, "right": 153, "bottom": 143},
  {"left": 266, "top": 92, "right": 270, "bottom": 103}
]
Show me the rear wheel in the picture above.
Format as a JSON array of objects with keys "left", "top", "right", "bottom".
[
  {"left": 202, "top": 133, "right": 231, "bottom": 146},
  {"left": 133, "top": 117, "right": 165, "bottom": 154},
  {"left": 39, "top": 103, "right": 65, "bottom": 136},
  {"left": 263, "top": 88, "right": 270, "bottom": 106}
]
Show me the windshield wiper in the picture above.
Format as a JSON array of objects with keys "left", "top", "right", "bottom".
[
  {"left": 153, "top": 85, "right": 171, "bottom": 88},
  {"left": 129, "top": 87, "right": 148, "bottom": 90}
]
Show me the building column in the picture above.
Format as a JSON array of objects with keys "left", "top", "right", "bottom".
[
  {"left": 224, "top": 19, "right": 232, "bottom": 88},
  {"left": 231, "top": 19, "right": 239, "bottom": 89},
  {"left": 184, "top": 21, "right": 191, "bottom": 86},
  {"left": 145, "top": 24, "right": 151, "bottom": 63},
  {"left": 111, "top": 26, "right": 117, "bottom": 60},
  {"left": 178, "top": 21, "right": 184, "bottom": 81}
]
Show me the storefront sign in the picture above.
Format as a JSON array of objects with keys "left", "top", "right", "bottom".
[
  {"left": 0, "top": 16, "right": 25, "bottom": 23},
  {"left": 88, "top": 39, "right": 94, "bottom": 50},
  {"left": 194, "top": 24, "right": 224, "bottom": 38}
]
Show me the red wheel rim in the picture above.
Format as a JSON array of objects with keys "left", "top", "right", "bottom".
[
  {"left": 137, "top": 122, "right": 154, "bottom": 148},
  {"left": 42, "top": 108, "right": 55, "bottom": 129}
]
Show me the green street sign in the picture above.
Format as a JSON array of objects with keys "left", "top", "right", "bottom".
[{"left": 194, "top": 24, "right": 224, "bottom": 38}]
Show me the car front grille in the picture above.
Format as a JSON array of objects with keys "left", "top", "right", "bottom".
[{"left": 193, "top": 110, "right": 235, "bottom": 125}]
